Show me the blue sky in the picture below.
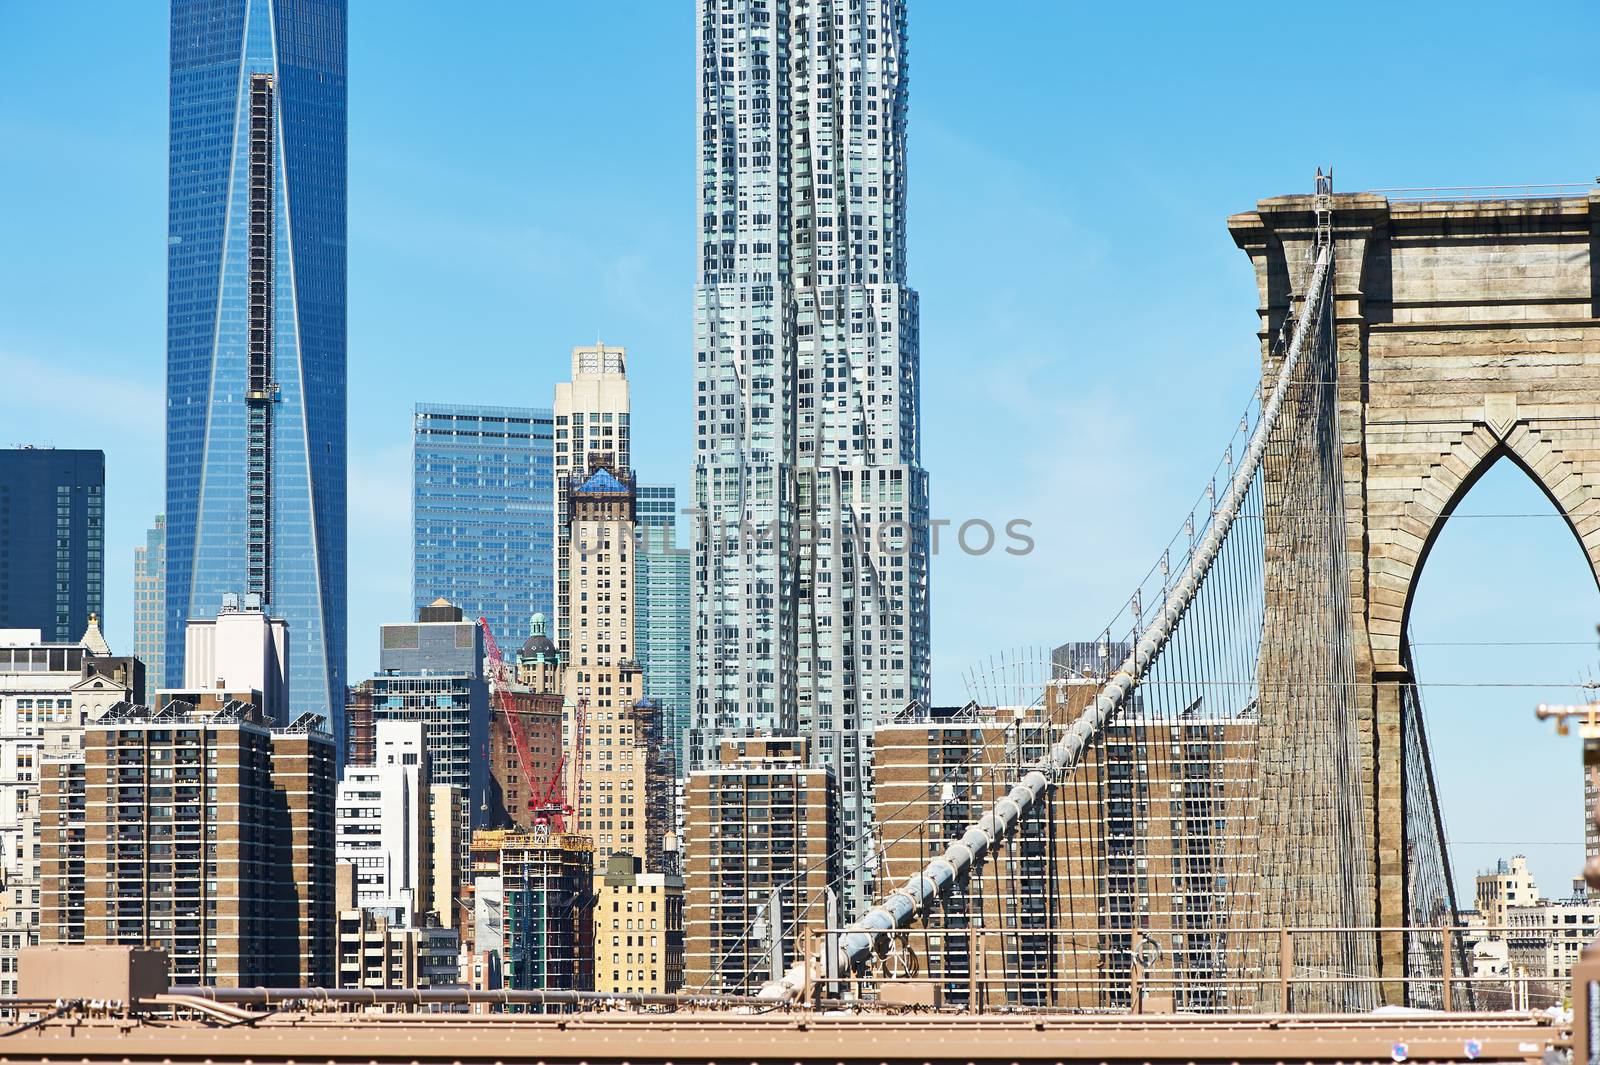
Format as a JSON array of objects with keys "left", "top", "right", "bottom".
[{"left": 3, "top": 1, "right": 1598, "bottom": 897}]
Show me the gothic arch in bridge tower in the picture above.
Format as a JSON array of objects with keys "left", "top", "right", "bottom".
[
  {"left": 1384, "top": 418, "right": 1600, "bottom": 672},
  {"left": 1231, "top": 187, "right": 1600, "bottom": 996}
]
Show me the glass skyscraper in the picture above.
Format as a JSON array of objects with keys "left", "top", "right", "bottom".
[
  {"left": 692, "top": 0, "right": 930, "bottom": 913},
  {"left": 635, "top": 485, "right": 690, "bottom": 772},
  {"left": 0, "top": 449, "right": 104, "bottom": 644},
  {"left": 164, "top": 0, "right": 347, "bottom": 731},
  {"left": 411, "top": 404, "right": 555, "bottom": 656}
]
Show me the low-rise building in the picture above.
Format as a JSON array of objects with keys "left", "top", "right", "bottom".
[
  {"left": 593, "top": 850, "right": 683, "bottom": 995},
  {"left": 1477, "top": 855, "right": 1541, "bottom": 936},
  {"left": 1507, "top": 890, "right": 1600, "bottom": 985},
  {"left": 333, "top": 862, "right": 459, "bottom": 989}
]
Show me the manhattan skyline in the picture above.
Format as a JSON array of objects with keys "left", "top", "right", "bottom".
[{"left": 4, "top": 1, "right": 1599, "bottom": 898}]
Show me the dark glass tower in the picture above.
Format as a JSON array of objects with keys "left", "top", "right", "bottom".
[
  {"left": 0, "top": 449, "right": 105, "bottom": 643},
  {"left": 165, "top": 0, "right": 347, "bottom": 732}
]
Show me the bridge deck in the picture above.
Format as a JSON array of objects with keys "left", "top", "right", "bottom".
[{"left": 0, "top": 1008, "right": 1562, "bottom": 1065}]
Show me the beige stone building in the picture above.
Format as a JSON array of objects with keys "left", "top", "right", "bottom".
[
  {"left": 1477, "top": 855, "right": 1541, "bottom": 935},
  {"left": 1505, "top": 889, "right": 1600, "bottom": 1003},
  {"left": 429, "top": 783, "right": 464, "bottom": 930},
  {"left": 550, "top": 349, "right": 671, "bottom": 872},
  {"left": 553, "top": 343, "right": 630, "bottom": 654},
  {"left": 561, "top": 461, "right": 669, "bottom": 869},
  {"left": 684, "top": 738, "right": 839, "bottom": 994},
  {"left": 593, "top": 850, "right": 683, "bottom": 995}
]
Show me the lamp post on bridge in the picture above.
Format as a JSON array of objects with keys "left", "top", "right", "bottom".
[{"left": 1534, "top": 692, "right": 1600, "bottom": 1056}]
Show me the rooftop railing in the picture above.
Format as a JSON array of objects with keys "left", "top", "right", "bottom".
[{"left": 1368, "top": 182, "right": 1599, "bottom": 202}]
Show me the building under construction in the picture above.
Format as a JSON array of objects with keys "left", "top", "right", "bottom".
[{"left": 469, "top": 829, "right": 594, "bottom": 993}]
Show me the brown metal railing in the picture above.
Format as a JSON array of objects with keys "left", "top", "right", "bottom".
[{"left": 813, "top": 922, "right": 1584, "bottom": 1013}]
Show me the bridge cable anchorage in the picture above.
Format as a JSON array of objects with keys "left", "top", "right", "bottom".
[{"left": 762, "top": 220, "right": 1339, "bottom": 1004}]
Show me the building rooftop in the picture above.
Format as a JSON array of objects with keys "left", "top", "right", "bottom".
[{"left": 575, "top": 468, "right": 629, "bottom": 495}]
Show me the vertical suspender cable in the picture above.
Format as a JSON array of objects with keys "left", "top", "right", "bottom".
[{"left": 760, "top": 237, "right": 1335, "bottom": 994}]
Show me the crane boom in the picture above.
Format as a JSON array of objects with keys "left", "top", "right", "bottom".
[{"left": 479, "top": 618, "right": 541, "bottom": 827}]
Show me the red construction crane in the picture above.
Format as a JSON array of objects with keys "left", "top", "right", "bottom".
[
  {"left": 480, "top": 617, "right": 585, "bottom": 833},
  {"left": 528, "top": 695, "right": 584, "bottom": 832},
  {"left": 479, "top": 617, "right": 546, "bottom": 827}
]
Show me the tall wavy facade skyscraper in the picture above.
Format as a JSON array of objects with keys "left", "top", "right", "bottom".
[
  {"left": 165, "top": 0, "right": 347, "bottom": 734},
  {"left": 691, "top": 0, "right": 930, "bottom": 913}
]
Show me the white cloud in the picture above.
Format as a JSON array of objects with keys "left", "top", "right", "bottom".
[{"left": 0, "top": 349, "right": 162, "bottom": 443}]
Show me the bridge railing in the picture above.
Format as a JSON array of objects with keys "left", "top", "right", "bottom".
[{"left": 813, "top": 922, "right": 1582, "bottom": 1014}]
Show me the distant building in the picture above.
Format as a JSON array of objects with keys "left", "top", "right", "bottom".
[
  {"left": 1507, "top": 888, "right": 1600, "bottom": 1000},
  {"left": 487, "top": 684, "right": 563, "bottom": 831},
  {"left": 64, "top": 698, "right": 335, "bottom": 987},
  {"left": 3, "top": 621, "right": 139, "bottom": 995},
  {"left": 636, "top": 484, "right": 678, "bottom": 535},
  {"left": 561, "top": 461, "right": 671, "bottom": 869},
  {"left": 514, "top": 613, "right": 563, "bottom": 693},
  {"left": 0, "top": 448, "right": 104, "bottom": 644},
  {"left": 872, "top": 702, "right": 1068, "bottom": 1009},
  {"left": 476, "top": 615, "right": 567, "bottom": 832},
  {"left": 553, "top": 344, "right": 629, "bottom": 655},
  {"left": 593, "top": 850, "right": 683, "bottom": 995},
  {"left": 871, "top": 683, "right": 1259, "bottom": 1011},
  {"left": 131, "top": 516, "right": 165, "bottom": 687},
  {"left": 164, "top": 0, "right": 347, "bottom": 729},
  {"left": 412, "top": 404, "right": 555, "bottom": 654},
  {"left": 367, "top": 599, "right": 490, "bottom": 904},
  {"left": 1588, "top": 768, "right": 1598, "bottom": 900},
  {"left": 684, "top": 738, "right": 840, "bottom": 994},
  {"left": 336, "top": 721, "right": 432, "bottom": 915},
  {"left": 180, "top": 593, "right": 289, "bottom": 724},
  {"left": 333, "top": 862, "right": 459, "bottom": 990},
  {"left": 345, "top": 681, "right": 375, "bottom": 767},
  {"left": 1477, "top": 855, "right": 1541, "bottom": 935},
  {"left": 270, "top": 714, "right": 340, "bottom": 985},
  {"left": 430, "top": 783, "right": 465, "bottom": 931},
  {"left": 470, "top": 829, "right": 594, "bottom": 992},
  {"left": 1458, "top": 910, "right": 1512, "bottom": 989},
  {"left": 1051, "top": 639, "right": 1129, "bottom": 679},
  {"left": 635, "top": 485, "right": 690, "bottom": 774},
  {"left": 691, "top": 0, "right": 931, "bottom": 919}
]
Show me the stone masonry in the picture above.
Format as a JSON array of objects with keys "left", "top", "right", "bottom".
[{"left": 1231, "top": 189, "right": 1600, "bottom": 996}]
